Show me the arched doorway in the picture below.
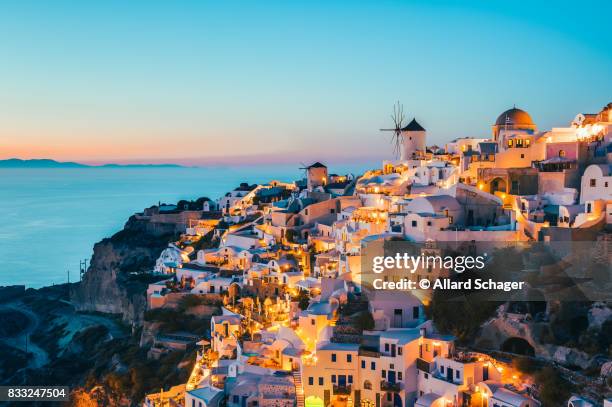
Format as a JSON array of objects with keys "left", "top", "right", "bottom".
[
  {"left": 501, "top": 337, "right": 535, "bottom": 356},
  {"left": 490, "top": 177, "right": 507, "bottom": 194},
  {"left": 305, "top": 396, "right": 324, "bottom": 407}
]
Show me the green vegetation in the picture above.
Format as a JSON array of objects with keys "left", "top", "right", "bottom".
[
  {"left": 294, "top": 290, "right": 310, "bottom": 310},
  {"left": 144, "top": 304, "right": 220, "bottom": 334},
  {"left": 0, "top": 345, "right": 31, "bottom": 381},
  {"left": 512, "top": 356, "right": 539, "bottom": 374},
  {"left": 176, "top": 197, "right": 212, "bottom": 211},
  {"left": 535, "top": 366, "right": 572, "bottom": 406},
  {"left": 354, "top": 311, "right": 375, "bottom": 331}
]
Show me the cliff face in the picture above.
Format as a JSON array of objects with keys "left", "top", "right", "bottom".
[{"left": 71, "top": 215, "right": 177, "bottom": 325}]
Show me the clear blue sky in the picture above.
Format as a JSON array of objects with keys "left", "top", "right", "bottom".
[{"left": 0, "top": 0, "right": 610, "bottom": 165}]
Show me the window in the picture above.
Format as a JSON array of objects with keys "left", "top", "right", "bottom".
[
  {"left": 424, "top": 373, "right": 429, "bottom": 379},
  {"left": 398, "top": 347, "right": 402, "bottom": 355},
  {"left": 348, "top": 375, "right": 353, "bottom": 384},
  {"left": 361, "top": 360, "right": 366, "bottom": 369},
  {"left": 520, "top": 154, "right": 525, "bottom": 159},
  {"left": 371, "top": 361, "right": 376, "bottom": 370},
  {"left": 525, "top": 139, "right": 531, "bottom": 146},
  {"left": 385, "top": 343, "right": 389, "bottom": 352},
  {"left": 507, "top": 139, "right": 514, "bottom": 147},
  {"left": 387, "top": 393, "right": 392, "bottom": 401},
  {"left": 232, "top": 396, "right": 239, "bottom": 404},
  {"left": 390, "top": 364, "right": 394, "bottom": 369},
  {"left": 382, "top": 370, "right": 386, "bottom": 378},
  {"left": 332, "top": 375, "right": 337, "bottom": 383},
  {"left": 193, "top": 400, "right": 196, "bottom": 407},
  {"left": 311, "top": 318, "right": 315, "bottom": 325},
  {"left": 590, "top": 179, "right": 596, "bottom": 187},
  {"left": 440, "top": 366, "right": 445, "bottom": 374},
  {"left": 347, "top": 354, "right": 352, "bottom": 363},
  {"left": 605, "top": 182, "right": 609, "bottom": 188},
  {"left": 411, "top": 220, "right": 417, "bottom": 227},
  {"left": 456, "top": 371, "right": 460, "bottom": 379},
  {"left": 319, "top": 377, "right": 324, "bottom": 385},
  {"left": 559, "top": 150, "right": 566, "bottom": 158},
  {"left": 427, "top": 221, "right": 432, "bottom": 226},
  {"left": 398, "top": 372, "right": 403, "bottom": 381},
  {"left": 305, "top": 209, "right": 309, "bottom": 215},
  {"left": 308, "top": 377, "right": 314, "bottom": 386},
  {"left": 331, "top": 354, "right": 336, "bottom": 362}
]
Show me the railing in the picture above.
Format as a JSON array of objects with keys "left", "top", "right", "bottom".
[
  {"left": 359, "top": 349, "right": 381, "bottom": 358},
  {"left": 380, "top": 381, "right": 401, "bottom": 392},
  {"left": 416, "top": 358, "right": 431, "bottom": 373},
  {"left": 332, "top": 385, "right": 352, "bottom": 395}
]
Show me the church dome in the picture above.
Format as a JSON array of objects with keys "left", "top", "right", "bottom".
[{"left": 495, "top": 107, "right": 534, "bottom": 126}]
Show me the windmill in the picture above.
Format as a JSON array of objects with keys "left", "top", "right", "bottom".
[{"left": 380, "top": 101, "right": 405, "bottom": 158}]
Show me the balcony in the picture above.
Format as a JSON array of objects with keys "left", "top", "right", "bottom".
[
  {"left": 380, "top": 381, "right": 401, "bottom": 392},
  {"left": 332, "top": 385, "right": 352, "bottom": 395},
  {"left": 416, "top": 358, "right": 431, "bottom": 373}
]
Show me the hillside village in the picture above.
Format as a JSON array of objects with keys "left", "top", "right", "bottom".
[{"left": 135, "top": 104, "right": 612, "bottom": 407}]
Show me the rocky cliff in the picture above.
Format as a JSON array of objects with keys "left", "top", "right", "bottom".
[{"left": 71, "top": 215, "right": 177, "bottom": 325}]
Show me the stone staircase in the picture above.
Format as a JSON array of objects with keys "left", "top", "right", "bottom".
[{"left": 293, "top": 370, "right": 305, "bottom": 407}]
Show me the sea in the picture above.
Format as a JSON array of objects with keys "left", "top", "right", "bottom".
[{"left": 0, "top": 163, "right": 373, "bottom": 288}]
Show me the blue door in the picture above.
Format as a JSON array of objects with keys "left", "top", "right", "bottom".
[{"left": 387, "top": 371, "right": 396, "bottom": 384}]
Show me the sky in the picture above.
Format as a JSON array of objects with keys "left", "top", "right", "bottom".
[{"left": 0, "top": 0, "right": 610, "bottom": 165}]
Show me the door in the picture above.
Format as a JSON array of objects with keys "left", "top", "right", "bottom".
[
  {"left": 393, "top": 309, "right": 402, "bottom": 328},
  {"left": 446, "top": 367, "right": 453, "bottom": 382},
  {"left": 338, "top": 375, "right": 347, "bottom": 387},
  {"left": 387, "top": 371, "right": 396, "bottom": 384}
]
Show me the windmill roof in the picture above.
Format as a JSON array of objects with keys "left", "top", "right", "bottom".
[
  {"left": 401, "top": 118, "right": 425, "bottom": 132},
  {"left": 307, "top": 162, "right": 327, "bottom": 168}
]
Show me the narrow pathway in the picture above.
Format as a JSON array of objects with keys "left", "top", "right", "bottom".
[
  {"left": 293, "top": 369, "right": 305, "bottom": 407},
  {"left": 0, "top": 304, "right": 49, "bottom": 368}
]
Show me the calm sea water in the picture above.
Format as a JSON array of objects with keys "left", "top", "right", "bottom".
[{"left": 0, "top": 164, "right": 372, "bottom": 288}]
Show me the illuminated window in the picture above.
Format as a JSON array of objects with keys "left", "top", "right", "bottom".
[
  {"left": 559, "top": 150, "right": 566, "bottom": 158},
  {"left": 525, "top": 139, "right": 531, "bottom": 146},
  {"left": 507, "top": 140, "right": 514, "bottom": 147}
]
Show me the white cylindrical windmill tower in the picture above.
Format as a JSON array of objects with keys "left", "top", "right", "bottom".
[{"left": 400, "top": 118, "right": 427, "bottom": 160}]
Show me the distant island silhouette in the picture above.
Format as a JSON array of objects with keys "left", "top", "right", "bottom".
[{"left": 0, "top": 158, "right": 186, "bottom": 168}]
